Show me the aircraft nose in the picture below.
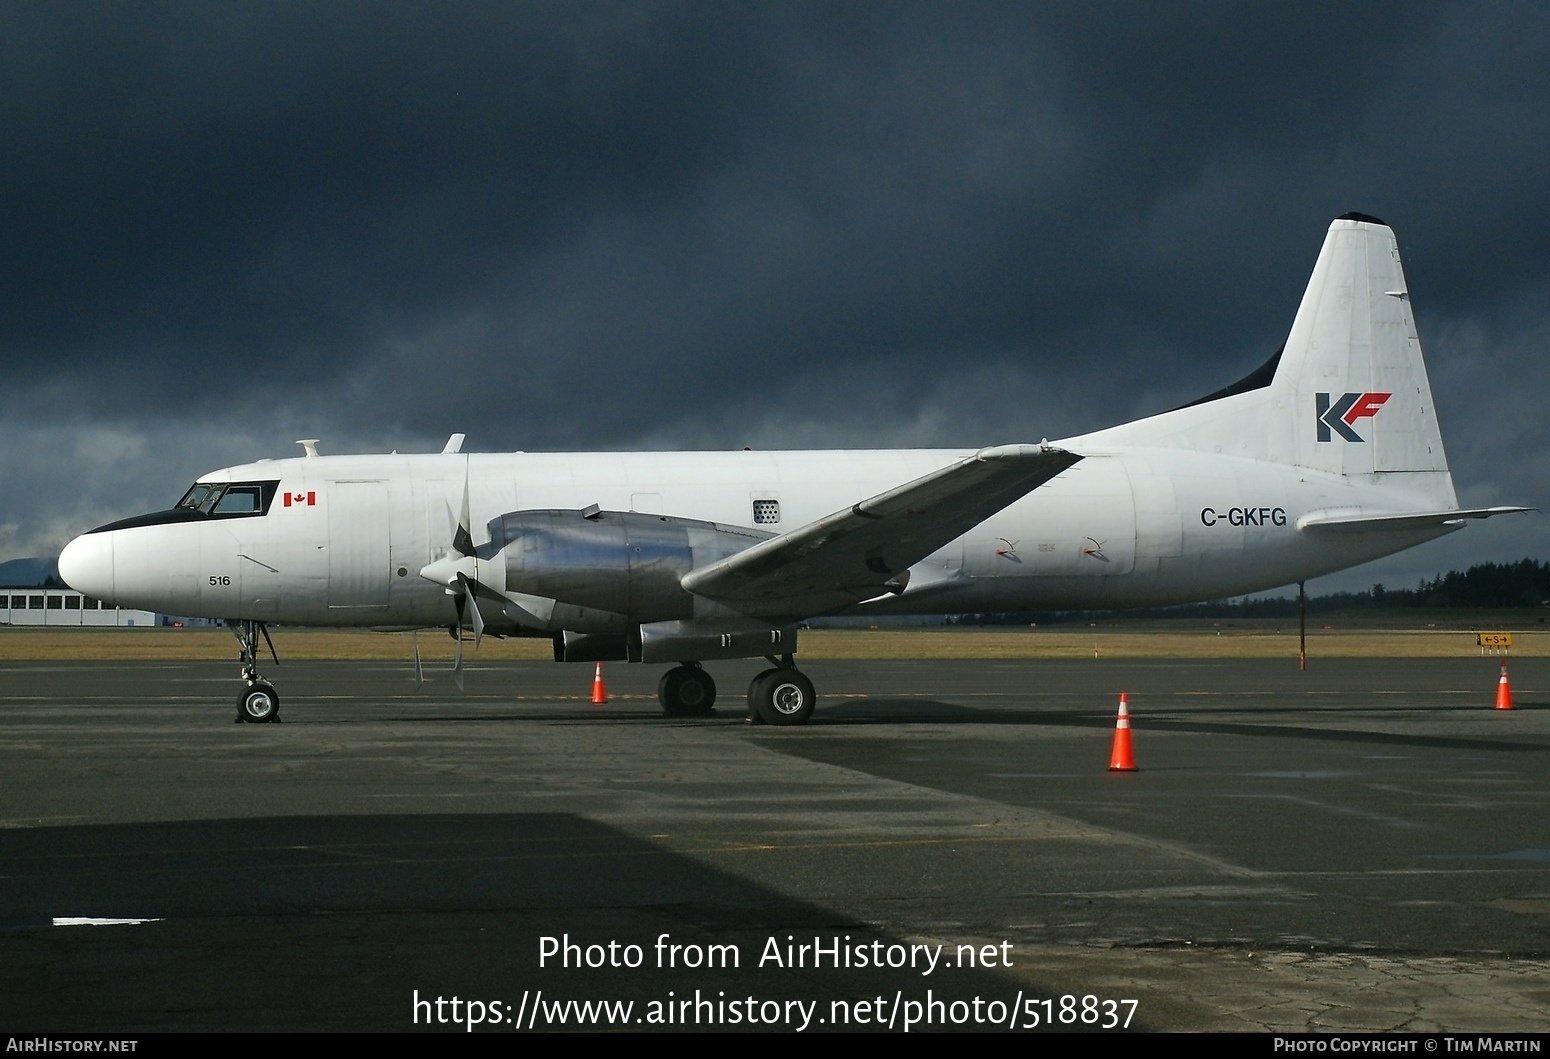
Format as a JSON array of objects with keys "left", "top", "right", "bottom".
[{"left": 57, "top": 532, "right": 115, "bottom": 600}]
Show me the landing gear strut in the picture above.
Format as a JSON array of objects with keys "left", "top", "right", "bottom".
[
  {"left": 231, "top": 620, "right": 280, "bottom": 723},
  {"left": 747, "top": 655, "right": 816, "bottom": 726},
  {"left": 659, "top": 663, "right": 716, "bottom": 716}
]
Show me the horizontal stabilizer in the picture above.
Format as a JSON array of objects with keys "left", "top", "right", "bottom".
[
  {"left": 1298, "top": 506, "right": 1534, "bottom": 533},
  {"left": 682, "top": 444, "right": 1082, "bottom": 618}
]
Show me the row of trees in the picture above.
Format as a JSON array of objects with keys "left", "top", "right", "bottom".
[
  {"left": 950, "top": 558, "right": 1550, "bottom": 624},
  {"left": 1356, "top": 558, "right": 1550, "bottom": 609}
]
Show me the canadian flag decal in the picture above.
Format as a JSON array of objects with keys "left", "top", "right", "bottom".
[{"left": 282, "top": 491, "right": 317, "bottom": 507}]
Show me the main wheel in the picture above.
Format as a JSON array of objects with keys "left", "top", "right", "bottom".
[
  {"left": 750, "top": 668, "right": 816, "bottom": 726},
  {"left": 658, "top": 665, "right": 716, "bottom": 717},
  {"left": 238, "top": 681, "right": 280, "bottom": 724},
  {"left": 745, "top": 668, "right": 784, "bottom": 724}
]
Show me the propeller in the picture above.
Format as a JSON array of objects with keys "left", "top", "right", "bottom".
[{"left": 417, "top": 462, "right": 490, "bottom": 690}]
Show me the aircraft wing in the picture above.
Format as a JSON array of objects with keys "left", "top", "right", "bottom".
[
  {"left": 681, "top": 443, "right": 1082, "bottom": 619},
  {"left": 1298, "top": 506, "right": 1534, "bottom": 533}
]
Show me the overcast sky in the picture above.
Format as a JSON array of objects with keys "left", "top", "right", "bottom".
[{"left": 3, "top": 1, "right": 1546, "bottom": 595}]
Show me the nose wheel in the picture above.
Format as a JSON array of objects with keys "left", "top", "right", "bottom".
[
  {"left": 238, "top": 681, "right": 281, "bottom": 723},
  {"left": 231, "top": 620, "right": 281, "bottom": 723}
]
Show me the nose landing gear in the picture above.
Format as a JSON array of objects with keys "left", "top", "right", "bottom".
[{"left": 231, "top": 620, "right": 281, "bottom": 723}]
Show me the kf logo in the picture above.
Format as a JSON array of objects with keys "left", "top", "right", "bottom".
[{"left": 1316, "top": 392, "right": 1391, "bottom": 442}]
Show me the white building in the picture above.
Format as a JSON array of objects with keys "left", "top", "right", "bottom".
[{"left": 1, "top": 587, "right": 158, "bottom": 627}]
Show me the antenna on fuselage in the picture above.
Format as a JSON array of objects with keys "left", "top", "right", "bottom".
[
  {"left": 296, "top": 439, "right": 320, "bottom": 457},
  {"left": 442, "top": 433, "right": 466, "bottom": 454}
]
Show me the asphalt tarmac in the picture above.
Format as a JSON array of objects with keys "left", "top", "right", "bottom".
[{"left": 1, "top": 653, "right": 1547, "bottom": 1033}]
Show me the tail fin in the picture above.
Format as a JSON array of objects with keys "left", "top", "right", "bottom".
[
  {"left": 1075, "top": 214, "right": 1458, "bottom": 508},
  {"left": 1281, "top": 213, "right": 1450, "bottom": 482}
]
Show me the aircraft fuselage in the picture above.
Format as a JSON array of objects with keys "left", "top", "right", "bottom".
[{"left": 73, "top": 445, "right": 1451, "bottom": 629}]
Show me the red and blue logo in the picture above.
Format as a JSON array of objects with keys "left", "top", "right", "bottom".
[{"left": 1316, "top": 392, "right": 1390, "bottom": 442}]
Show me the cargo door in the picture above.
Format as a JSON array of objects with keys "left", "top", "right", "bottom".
[{"left": 328, "top": 480, "right": 390, "bottom": 610}]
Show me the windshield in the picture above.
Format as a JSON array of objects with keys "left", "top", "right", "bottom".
[
  {"left": 176, "top": 484, "right": 218, "bottom": 512},
  {"left": 174, "top": 481, "right": 280, "bottom": 517}
]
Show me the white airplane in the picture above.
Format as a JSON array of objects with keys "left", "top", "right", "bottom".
[{"left": 58, "top": 215, "right": 1527, "bottom": 725}]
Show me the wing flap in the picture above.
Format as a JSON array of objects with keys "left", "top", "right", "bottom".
[{"left": 682, "top": 444, "right": 1081, "bottom": 618}]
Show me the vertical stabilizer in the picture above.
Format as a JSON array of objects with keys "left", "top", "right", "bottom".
[
  {"left": 1070, "top": 215, "right": 1459, "bottom": 509},
  {"left": 1279, "top": 214, "right": 1451, "bottom": 487}
]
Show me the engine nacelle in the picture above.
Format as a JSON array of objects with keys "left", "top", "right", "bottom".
[
  {"left": 495, "top": 509, "right": 770, "bottom": 621},
  {"left": 553, "top": 631, "right": 631, "bottom": 663},
  {"left": 552, "top": 624, "right": 799, "bottom": 664},
  {"left": 638, "top": 620, "right": 798, "bottom": 664}
]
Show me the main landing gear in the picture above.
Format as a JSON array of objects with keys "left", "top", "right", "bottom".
[
  {"left": 658, "top": 662, "right": 717, "bottom": 717},
  {"left": 231, "top": 620, "right": 281, "bottom": 723},
  {"left": 656, "top": 655, "right": 817, "bottom": 725},
  {"left": 747, "top": 655, "right": 815, "bottom": 726}
]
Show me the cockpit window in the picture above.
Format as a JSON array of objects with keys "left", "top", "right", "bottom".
[
  {"left": 213, "top": 484, "right": 264, "bottom": 514},
  {"left": 174, "top": 481, "right": 279, "bottom": 517},
  {"left": 177, "top": 484, "right": 217, "bottom": 511}
]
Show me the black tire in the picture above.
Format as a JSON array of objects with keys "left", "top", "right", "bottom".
[
  {"left": 751, "top": 669, "right": 816, "bottom": 726},
  {"left": 238, "top": 681, "right": 280, "bottom": 724},
  {"left": 658, "top": 665, "right": 716, "bottom": 716},
  {"left": 746, "top": 668, "right": 784, "bottom": 724}
]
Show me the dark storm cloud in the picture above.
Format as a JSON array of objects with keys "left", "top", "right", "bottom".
[
  {"left": 2, "top": 1, "right": 1546, "bottom": 589},
  {"left": 1, "top": 3, "right": 764, "bottom": 401}
]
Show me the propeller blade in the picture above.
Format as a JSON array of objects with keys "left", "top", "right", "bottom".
[
  {"left": 451, "top": 571, "right": 486, "bottom": 651},
  {"left": 467, "top": 583, "right": 486, "bottom": 649},
  {"left": 412, "top": 632, "right": 424, "bottom": 691},
  {"left": 450, "top": 577, "right": 469, "bottom": 691},
  {"left": 453, "top": 465, "right": 475, "bottom": 558}
]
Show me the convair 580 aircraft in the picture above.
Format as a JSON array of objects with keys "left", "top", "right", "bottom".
[{"left": 58, "top": 215, "right": 1527, "bottom": 724}]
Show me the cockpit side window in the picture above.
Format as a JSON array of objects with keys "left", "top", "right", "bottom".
[{"left": 212, "top": 484, "right": 264, "bottom": 514}]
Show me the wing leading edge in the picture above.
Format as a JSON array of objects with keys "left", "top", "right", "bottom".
[{"left": 682, "top": 443, "right": 1082, "bottom": 619}]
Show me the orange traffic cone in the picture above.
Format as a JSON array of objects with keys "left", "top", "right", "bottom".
[
  {"left": 1495, "top": 662, "right": 1513, "bottom": 711},
  {"left": 1108, "top": 693, "right": 1137, "bottom": 771},
  {"left": 591, "top": 662, "right": 608, "bottom": 705}
]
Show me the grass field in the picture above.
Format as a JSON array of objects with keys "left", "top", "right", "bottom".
[{"left": 3, "top": 617, "right": 1546, "bottom": 661}]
